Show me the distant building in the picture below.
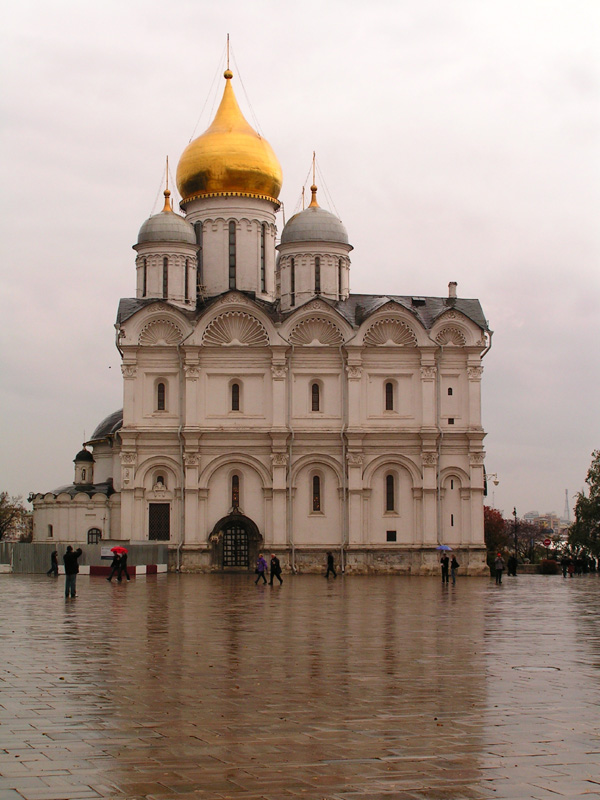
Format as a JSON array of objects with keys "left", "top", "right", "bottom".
[{"left": 31, "top": 67, "right": 491, "bottom": 573}]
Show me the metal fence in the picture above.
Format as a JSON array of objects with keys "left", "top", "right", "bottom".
[{"left": 0, "top": 542, "right": 168, "bottom": 574}]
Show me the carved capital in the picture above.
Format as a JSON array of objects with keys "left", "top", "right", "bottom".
[
  {"left": 120, "top": 452, "right": 136, "bottom": 465},
  {"left": 420, "top": 366, "right": 437, "bottom": 380},
  {"left": 271, "top": 364, "right": 288, "bottom": 380},
  {"left": 470, "top": 452, "right": 486, "bottom": 466},
  {"left": 183, "top": 453, "right": 199, "bottom": 466},
  {"left": 121, "top": 365, "right": 137, "bottom": 379},
  {"left": 422, "top": 452, "right": 438, "bottom": 466},
  {"left": 271, "top": 453, "right": 288, "bottom": 467},
  {"left": 346, "top": 365, "right": 362, "bottom": 380},
  {"left": 184, "top": 365, "right": 200, "bottom": 380},
  {"left": 467, "top": 366, "right": 484, "bottom": 380},
  {"left": 346, "top": 452, "right": 364, "bottom": 466}
]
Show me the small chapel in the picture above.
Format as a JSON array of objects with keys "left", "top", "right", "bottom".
[{"left": 31, "top": 65, "right": 491, "bottom": 574}]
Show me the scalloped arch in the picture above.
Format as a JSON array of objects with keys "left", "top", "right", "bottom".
[
  {"left": 203, "top": 312, "right": 269, "bottom": 347},
  {"left": 364, "top": 318, "right": 418, "bottom": 347},
  {"left": 435, "top": 326, "right": 467, "bottom": 346},
  {"left": 289, "top": 317, "right": 344, "bottom": 346},
  {"left": 139, "top": 319, "right": 183, "bottom": 346}
]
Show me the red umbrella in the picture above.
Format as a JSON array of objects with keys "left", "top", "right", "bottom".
[{"left": 110, "top": 546, "right": 128, "bottom": 554}]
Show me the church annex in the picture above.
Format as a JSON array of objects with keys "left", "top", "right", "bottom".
[{"left": 32, "top": 66, "right": 492, "bottom": 574}]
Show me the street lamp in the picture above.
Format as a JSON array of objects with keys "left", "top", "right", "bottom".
[
  {"left": 513, "top": 507, "right": 518, "bottom": 559},
  {"left": 486, "top": 473, "right": 499, "bottom": 507}
]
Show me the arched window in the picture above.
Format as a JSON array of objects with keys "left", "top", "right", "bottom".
[
  {"left": 338, "top": 259, "right": 343, "bottom": 298},
  {"left": 185, "top": 258, "right": 189, "bottom": 301},
  {"left": 385, "top": 382, "right": 394, "bottom": 411},
  {"left": 231, "top": 474, "right": 240, "bottom": 508},
  {"left": 448, "top": 387, "right": 453, "bottom": 396},
  {"left": 314, "top": 257, "right": 321, "bottom": 293},
  {"left": 162, "top": 257, "right": 168, "bottom": 298},
  {"left": 228, "top": 221, "right": 236, "bottom": 289},
  {"left": 312, "top": 475, "right": 321, "bottom": 512},
  {"left": 290, "top": 258, "right": 296, "bottom": 306},
  {"left": 87, "top": 527, "right": 102, "bottom": 544},
  {"left": 260, "top": 224, "right": 266, "bottom": 293},
  {"left": 385, "top": 474, "right": 395, "bottom": 512},
  {"left": 157, "top": 382, "right": 166, "bottom": 411},
  {"left": 81, "top": 469, "right": 86, "bottom": 482},
  {"left": 142, "top": 258, "right": 147, "bottom": 297},
  {"left": 156, "top": 474, "right": 165, "bottom": 487},
  {"left": 231, "top": 382, "right": 240, "bottom": 411},
  {"left": 311, "top": 382, "right": 320, "bottom": 412}
]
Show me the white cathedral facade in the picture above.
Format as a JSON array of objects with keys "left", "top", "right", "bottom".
[{"left": 32, "top": 68, "right": 491, "bottom": 574}]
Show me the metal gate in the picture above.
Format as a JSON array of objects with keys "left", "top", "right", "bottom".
[
  {"left": 222, "top": 524, "right": 249, "bottom": 567},
  {"left": 149, "top": 503, "right": 170, "bottom": 541}
]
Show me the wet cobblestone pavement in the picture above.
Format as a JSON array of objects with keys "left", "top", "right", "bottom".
[{"left": 1, "top": 573, "right": 599, "bottom": 800}]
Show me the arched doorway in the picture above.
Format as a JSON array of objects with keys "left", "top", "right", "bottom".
[{"left": 209, "top": 513, "right": 263, "bottom": 571}]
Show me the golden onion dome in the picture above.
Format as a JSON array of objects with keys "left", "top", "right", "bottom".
[{"left": 176, "top": 70, "right": 282, "bottom": 205}]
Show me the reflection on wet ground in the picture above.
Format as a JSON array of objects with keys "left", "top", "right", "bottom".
[{"left": 0, "top": 573, "right": 599, "bottom": 799}]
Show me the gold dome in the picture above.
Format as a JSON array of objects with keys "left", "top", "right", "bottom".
[{"left": 176, "top": 71, "right": 283, "bottom": 205}]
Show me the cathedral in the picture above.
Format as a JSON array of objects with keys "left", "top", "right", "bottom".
[{"left": 32, "top": 66, "right": 491, "bottom": 574}]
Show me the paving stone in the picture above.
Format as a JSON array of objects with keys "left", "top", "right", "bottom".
[{"left": 1, "top": 573, "right": 599, "bottom": 799}]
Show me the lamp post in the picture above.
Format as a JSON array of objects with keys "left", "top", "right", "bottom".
[
  {"left": 486, "top": 473, "right": 499, "bottom": 507},
  {"left": 513, "top": 507, "right": 518, "bottom": 559}
]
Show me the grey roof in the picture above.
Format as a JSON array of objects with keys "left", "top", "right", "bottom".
[
  {"left": 280, "top": 206, "right": 350, "bottom": 246},
  {"left": 44, "top": 481, "right": 116, "bottom": 499},
  {"left": 74, "top": 449, "right": 94, "bottom": 463},
  {"left": 89, "top": 409, "right": 123, "bottom": 441},
  {"left": 117, "top": 291, "right": 489, "bottom": 333},
  {"left": 137, "top": 210, "right": 196, "bottom": 246}
]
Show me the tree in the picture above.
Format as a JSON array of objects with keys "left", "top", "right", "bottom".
[
  {"left": 0, "top": 493, "right": 28, "bottom": 540},
  {"left": 569, "top": 450, "right": 600, "bottom": 557},
  {"left": 484, "top": 506, "right": 506, "bottom": 556}
]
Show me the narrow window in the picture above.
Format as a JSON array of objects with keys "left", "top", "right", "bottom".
[
  {"left": 260, "top": 224, "right": 266, "bottom": 293},
  {"left": 157, "top": 382, "right": 166, "bottom": 411},
  {"left": 162, "top": 257, "right": 168, "bottom": 298},
  {"left": 314, "top": 257, "right": 321, "bottom": 293},
  {"left": 290, "top": 258, "right": 296, "bottom": 306},
  {"left": 228, "top": 221, "right": 236, "bottom": 290},
  {"left": 231, "top": 474, "right": 240, "bottom": 508},
  {"left": 185, "top": 259, "right": 189, "bottom": 301},
  {"left": 448, "top": 387, "right": 453, "bottom": 396},
  {"left": 338, "top": 259, "right": 343, "bottom": 298},
  {"left": 451, "top": 514, "right": 455, "bottom": 527},
  {"left": 312, "top": 475, "right": 321, "bottom": 512},
  {"left": 386, "top": 530, "right": 397, "bottom": 542},
  {"left": 48, "top": 524, "right": 53, "bottom": 538},
  {"left": 386, "top": 474, "right": 395, "bottom": 512},
  {"left": 385, "top": 382, "right": 394, "bottom": 411},
  {"left": 81, "top": 469, "right": 86, "bottom": 482},
  {"left": 311, "top": 382, "right": 320, "bottom": 412},
  {"left": 231, "top": 382, "right": 240, "bottom": 411},
  {"left": 142, "top": 258, "right": 147, "bottom": 297},
  {"left": 450, "top": 479, "right": 454, "bottom": 489},
  {"left": 195, "top": 222, "right": 203, "bottom": 300},
  {"left": 448, "top": 418, "right": 455, "bottom": 425}
]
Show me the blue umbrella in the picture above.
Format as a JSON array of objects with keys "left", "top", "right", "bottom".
[{"left": 436, "top": 545, "right": 453, "bottom": 551}]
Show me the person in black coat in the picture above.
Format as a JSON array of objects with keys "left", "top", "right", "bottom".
[
  {"left": 269, "top": 554, "right": 283, "bottom": 585},
  {"left": 47, "top": 550, "right": 59, "bottom": 577},
  {"left": 63, "top": 546, "right": 82, "bottom": 598},
  {"left": 117, "top": 552, "right": 130, "bottom": 582},
  {"left": 440, "top": 554, "right": 450, "bottom": 584},
  {"left": 107, "top": 552, "right": 121, "bottom": 582},
  {"left": 325, "top": 551, "right": 337, "bottom": 578}
]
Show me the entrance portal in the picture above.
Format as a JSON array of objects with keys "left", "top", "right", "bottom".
[{"left": 209, "top": 513, "right": 263, "bottom": 571}]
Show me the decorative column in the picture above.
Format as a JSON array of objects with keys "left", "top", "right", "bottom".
[
  {"left": 121, "top": 364, "right": 137, "bottom": 424},
  {"left": 420, "top": 361, "right": 437, "bottom": 430},
  {"left": 120, "top": 451, "right": 137, "bottom": 540},
  {"left": 184, "top": 363, "right": 201, "bottom": 428},
  {"left": 270, "top": 452, "right": 288, "bottom": 545},
  {"left": 183, "top": 452, "right": 200, "bottom": 543},
  {"left": 271, "top": 356, "right": 288, "bottom": 431},
  {"left": 469, "top": 450, "right": 486, "bottom": 546},
  {"left": 346, "top": 359, "right": 362, "bottom": 431},
  {"left": 346, "top": 452, "right": 364, "bottom": 545},
  {"left": 421, "top": 452, "right": 438, "bottom": 545},
  {"left": 467, "top": 364, "right": 484, "bottom": 429}
]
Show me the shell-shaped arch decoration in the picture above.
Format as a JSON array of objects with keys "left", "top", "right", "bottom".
[
  {"left": 289, "top": 317, "right": 344, "bottom": 346},
  {"left": 203, "top": 312, "right": 269, "bottom": 347},
  {"left": 364, "top": 318, "right": 418, "bottom": 347},
  {"left": 435, "top": 326, "right": 467, "bottom": 346},
  {"left": 139, "top": 319, "right": 183, "bottom": 346}
]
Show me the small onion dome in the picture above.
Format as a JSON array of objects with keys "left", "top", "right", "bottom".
[
  {"left": 176, "top": 70, "right": 282, "bottom": 205},
  {"left": 74, "top": 448, "right": 94, "bottom": 463},
  {"left": 280, "top": 185, "right": 350, "bottom": 246},
  {"left": 136, "top": 190, "right": 196, "bottom": 246}
]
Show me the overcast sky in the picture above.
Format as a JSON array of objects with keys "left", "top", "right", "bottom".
[{"left": 2, "top": 0, "right": 599, "bottom": 520}]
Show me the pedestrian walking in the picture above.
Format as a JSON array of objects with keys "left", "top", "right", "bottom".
[
  {"left": 47, "top": 550, "right": 59, "bottom": 577},
  {"left": 269, "top": 554, "right": 283, "bottom": 585},
  {"left": 507, "top": 555, "right": 518, "bottom": 576},
  {"left": 63, "top": 546, "right": 82, "bottom": 598},
  {"left": 325, "top": 551, "right": 337, "bottom": 578},
  {"left": 107, "top": 552, "right": 120, "bottom": 582},
  {"left": 254, "top": 553, "right": 267, "bottom": 584},
  {"left": 440, "top": 554, "right": 450, "bottom": 584},
  {"left": 561, "top": 555, "right": 570, "bottom": 578},
  {"left": 117, "top": 552, "right": 130, "bottom": 582},
  {"left": 450, "top": 556, "right": 460, "bottom": 585},
  {"left": 567, "top": 560, "right": 575, "bottom": 578},
  {"left": 494, "top": 552, "right": 505, "bottom": 585}
]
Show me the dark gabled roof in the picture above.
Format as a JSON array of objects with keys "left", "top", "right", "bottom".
[
  {"left": 43, "top": 481, "right": 116, "bottom": 499},
  {"left": 116, "top": 291, "right": 489, "bottom": 333}
]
